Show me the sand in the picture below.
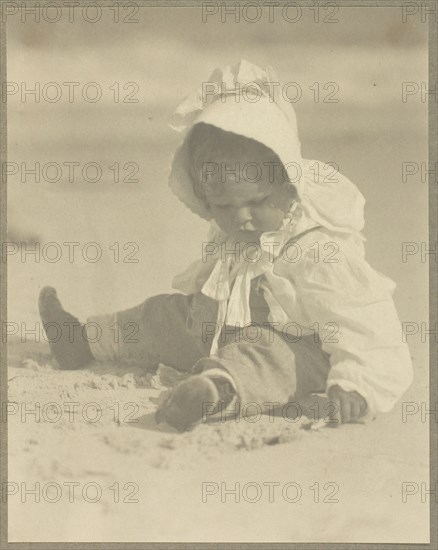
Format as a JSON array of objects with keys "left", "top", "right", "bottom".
[{"left": 6, "top": 336, "right": 430, "bottom": 543}]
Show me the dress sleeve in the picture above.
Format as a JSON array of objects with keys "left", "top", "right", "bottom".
[{"left": 288, "top": 231, "right": 413, "bottom": 415}]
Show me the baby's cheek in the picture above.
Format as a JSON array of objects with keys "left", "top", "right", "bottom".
[
  {"left": 213, "top": 210, "right": 235, "bottom": 231},
  {"left": 255, "top": 207, "right": 284, "bottom": 229}
]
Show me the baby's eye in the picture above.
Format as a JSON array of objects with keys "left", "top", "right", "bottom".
[
  {"left": 249, "top": 198, "right": 264, "bottom": 206},
  {"left": 251, "top": 198, "right": 272, "bottom": 208}
]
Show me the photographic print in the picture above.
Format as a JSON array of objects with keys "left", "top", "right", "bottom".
[{"left": 1, "top": 1, "right": 436, "bottom": 546}]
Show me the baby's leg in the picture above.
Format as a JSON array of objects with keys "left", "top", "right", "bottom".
[
  {"left": 101, "top": 293, "right": 217, "bottom": 371},
  {"left": 157, "top": 326, "right": 331, "bottom": 430},
  {"left": 38, "top": 287, "right": 217, "bottom": 370},
  {"left": 206, "top": 327, "right": 331, "bottom": 405}
]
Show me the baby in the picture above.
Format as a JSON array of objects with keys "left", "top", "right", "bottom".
[{"left": 39, "top": 61, "right": 413, "bottom": 431}]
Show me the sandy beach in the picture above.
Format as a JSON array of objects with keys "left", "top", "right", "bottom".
[{"left": 6, "top": 332, "right": 430, "bottom": 543}]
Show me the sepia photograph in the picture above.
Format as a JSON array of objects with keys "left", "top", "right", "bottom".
[{"left": 1, "top": 0, "right": 436, "bottom": 546}]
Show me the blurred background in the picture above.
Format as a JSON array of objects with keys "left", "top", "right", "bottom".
[{"left": 6, "top": 5, "right": 428, "bottom": 328}]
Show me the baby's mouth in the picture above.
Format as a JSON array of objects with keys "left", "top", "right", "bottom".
[{"left": 240, "top": 221, "right": 256, "bottom": 231}]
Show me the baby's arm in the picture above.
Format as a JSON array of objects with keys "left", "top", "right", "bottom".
[{"left": 285, "top": 231, "right": 413, "bottom": 423}]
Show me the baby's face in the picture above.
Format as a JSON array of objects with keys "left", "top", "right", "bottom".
[
  {"left": 206, "top": 179, "right": 294, "bottom": 239},
  {"left": 202, "top": 152, "right": 295, "bottom": 239}
]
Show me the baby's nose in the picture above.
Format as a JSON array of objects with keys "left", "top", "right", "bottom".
[{"left": 235, "top": 206, "right": 252, "bottom": 224}]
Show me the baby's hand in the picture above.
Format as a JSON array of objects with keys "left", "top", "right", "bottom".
[{"left": 326, "top": 385, "right": 367, "bottom": 426}]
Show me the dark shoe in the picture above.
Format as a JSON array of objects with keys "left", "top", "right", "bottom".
[{"left": 38, "top": 286, "right": 94, "bottom": 370}]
